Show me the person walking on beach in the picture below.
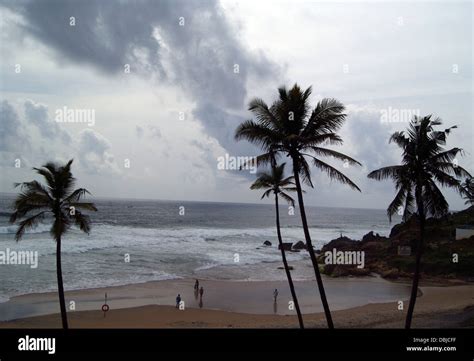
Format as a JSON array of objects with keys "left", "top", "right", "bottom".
[
  {"left": 176, "top": 294, "right": 181, "bottom": 308},
  {"left": 273, "top": 288, "right": 279, "bottom": 302},
  {"left": 194, "top": 280, "right": 199, "bottom": 300},
  {"left": 199, "top": 286, "right": 204, "bottom": 300}
]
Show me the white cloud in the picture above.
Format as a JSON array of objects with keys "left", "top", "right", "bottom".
[
  {"left": 77, "top": 129, "right": 119, "bottom": 175},
  {"left": 24, "top": 99, "right": 71, "bottom": 143}
]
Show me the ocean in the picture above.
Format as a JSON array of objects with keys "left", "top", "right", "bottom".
[{"left": 0, "top": 194, "right": 400, "bottom": 304}]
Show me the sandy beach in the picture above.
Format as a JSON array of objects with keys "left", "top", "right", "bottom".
[{"left": 0, "top": 278, "right": 472, "bottom": 329}]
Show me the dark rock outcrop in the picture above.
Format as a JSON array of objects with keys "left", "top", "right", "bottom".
[
  {"left": 320, "top": 206, "right": 474, "bottom": 280},
  {"left": 320, "top": 236, "right": 358, "bottom": 253},
  {"left": 361, "top": 231, "right": 387, "bottom": 244},
  {"left": 292, "top": 241, "right": 307, "bottom": 250},
  {"left": 278, "top": 243, "right": 292, "bottom": 251}
]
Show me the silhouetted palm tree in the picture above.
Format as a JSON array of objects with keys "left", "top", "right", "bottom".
[
  {"left": 10, "top": 160, "right": 97, "bottom": 329},
  {"left": 462, "top": 177, "right": 474, "bottom": 205},
  {"left": 367, "top": 116, "right": 471, "bottom": 328},
  {"left": 251, "top": 162, "right": 304, "bottom": 328},
  {"left": 236, "top": 84, "right": 362, "bottom": 328}
]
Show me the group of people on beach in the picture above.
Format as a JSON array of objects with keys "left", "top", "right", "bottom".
[
  {"left": 194, "top": 279, "right": 204, "bottom": 307},
  {"left": 175, "top": 279, "right": 204, "bottom": 309},
  {"left": 175, "top": 281, "right": 280, "bottom": 311}
]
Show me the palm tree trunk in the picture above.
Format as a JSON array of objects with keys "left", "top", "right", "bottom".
[
  {"left": 275, "top": 193, "right": 304, "bottom": 329},
  {"left": 291, "top": 158, "right": 334, "bottom": 328},
  {"left": 405, "top": 194, "right": 425, "bottom": 329},
  {"left": 56, "top": 236, "right": 68, "bottom": 329}
]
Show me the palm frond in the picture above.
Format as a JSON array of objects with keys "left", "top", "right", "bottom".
[
  {"left": 64, "top": 202, "right": 98, "bottom": 212},
  {"left": 387, "top": 186, "right": 409, "bottom": 222},
  {"left": 33, "top": 165, "right": 55, "bottom": 189},
  {"left": 234, "top": 120, "right": 280, "bottom": 150},
  {"left": 297, "top": 156, "right": 314, "bottom": 188},
  {"left": 69, "top": 211, "right": 92, "bottom": 234},
  {"left": 431, "top": 162, "right": 472, "bottom": 179},
  {"left": 10, "top": 192, "right": 51, "bottom": 223},
  {"left": 310, "top": 157, "right": 361, "bottom": 191},
  {"left": 306, "top": 148, "right": 362, "bottom": 166},
  {"left": 260, "top": 189, "right": 273, "bottom": 199},
  {"left": 303, "top": 98, "right": 346, "bottom": 137},
  {"left": 389, "top": 131, "right": 409, "bottom": 149},
  {"left": 248, "top": 98, "right": 282, "bottom": 131},
  {"left": 367, "top": 165, "right": 404, "bottom": 181},
  {"left": 62, "top": 188, "right": 91, "bottom": 203},
  {"left": 14, "top": 211, "right": 47, "bottom": 242},
  {"left": 279, "top": 191, "right": 295, "bottom": 206},
  {"left": 423, "top": 180, "right": 449, "bottom": 218}
]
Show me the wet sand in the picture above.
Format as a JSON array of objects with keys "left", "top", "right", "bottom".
[
  {"left": 0, "top": 276, "right": 411, "bottom": 321},
  {"left": 0, "top": 284, "right": 473, "bottom": 328},
  {"left": 0, "top": 279, "right": 472, "bottom": 328}
]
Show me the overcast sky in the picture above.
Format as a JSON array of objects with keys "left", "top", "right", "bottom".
[{"left": 0, "top": 0, "right": 472, "bottom": 210}]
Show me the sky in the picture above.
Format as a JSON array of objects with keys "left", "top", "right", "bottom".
[{"left": 0, "top": 0, "right": 472, "bottom": 210}]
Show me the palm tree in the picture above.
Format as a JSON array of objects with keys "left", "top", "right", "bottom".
[
  {"left": 9, "top": 159, "right": 97, "bottom": 329},
  {"left": 251, "top": 163, "right": 304, "bottom": 328},
  {"left": 462, "top": 177, "right": 474, "bottom": 205},
  {"left": 367, "top": 116, "right": 471, "bottom": 328},
  {"left": 235, "top": 84, "right": 362, "bottom": 328}
]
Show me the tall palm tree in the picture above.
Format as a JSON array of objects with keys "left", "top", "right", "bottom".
[
  {"left": 9, "top": 159, "right": 97, "bottom": 329},
  {"left": 367, "top": 116, "right": 471, "bottom": 328},
  {"left": 236, "top": 84, "right": 362, "bottom": 328},
  {"left": 251, "top": 162, "right": 304, "bottom": 328}
]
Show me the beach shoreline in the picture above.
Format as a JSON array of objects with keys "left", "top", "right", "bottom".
[
  {"left": 0, "top": 276, "right": 411, "bottom": 320},
  {"left": 0, "top": 277, "right": 472, "bottom": 328}
]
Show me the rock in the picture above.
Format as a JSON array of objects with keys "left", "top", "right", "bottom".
[
  {"left": 292, "top": 241, "right": 307, "bottom": 250},
  {"left": 278, "top": 266, "right": 294, "bottom": 270},
  {"left": 381, "top": 268, "right": 400, "bottom": 279},
  {"left": 278, "top": 243, "right": 293, "bottom": 251},
  {"left": 323, "top": 264, "right": 350, "bottom": 277},
  {"left": 321, "top": 236, "right": 358, "bottom": 253},
  {"left": 322, "top": 264, "right": 371, "bottom": 277},
  {"left": 263, "top": 240, "right": 272, "bottom": 246},
  {"left": 389, "top": 216, "right": 419, "bottom": 239},
  {"left": 361, "top": 231, "right": 388, "bottom": 244},
  {"left": 350, "top": 267, "right": 372, "bottom": 276}
]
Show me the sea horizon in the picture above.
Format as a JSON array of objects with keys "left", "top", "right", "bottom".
[{"left": 0, "top": 191, "right": 393, "bottom": 212}]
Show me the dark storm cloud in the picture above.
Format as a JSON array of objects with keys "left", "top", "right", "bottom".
[{"left": 4, "top": 0, "right": 279, "bottom": 149}]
